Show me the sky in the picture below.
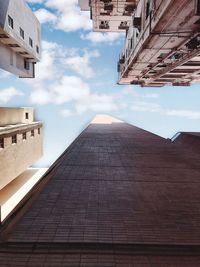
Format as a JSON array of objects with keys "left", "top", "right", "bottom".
[{"left": 1, "top": 0, "right": 200, "bottom": 167}]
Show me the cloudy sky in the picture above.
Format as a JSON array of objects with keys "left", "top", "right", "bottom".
[{"left": 1, "top": 0, "right": 200, "bottom": 167}]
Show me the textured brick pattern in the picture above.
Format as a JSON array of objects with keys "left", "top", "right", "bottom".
[{"left": 0, "top": 120, "right": 200, "bottom": 266}]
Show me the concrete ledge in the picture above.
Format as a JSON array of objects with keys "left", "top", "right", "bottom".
[{"left": 0, "top": 168, "right": 48, "bottom": 222}]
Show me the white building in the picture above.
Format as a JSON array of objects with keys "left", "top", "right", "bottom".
[
  {"left": 80, "top": 0, "right": 200, "bottom": 87},
  {"left": 0, "top": 107, "right": 47, "bottom": 222},
  {"left": 0, "top": 0, "right": 41, "bottom": 78}
]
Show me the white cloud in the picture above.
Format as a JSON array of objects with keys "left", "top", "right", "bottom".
[
  {"left": 64, "top": 50, "right": 100, "bottom": 78},
  {"left": 164, "top": 109, "right": 200, "bottom": 120},
  {"left": 29, "top": 75, "right": 117, "bottom": 113},
  {"left": 130, "top": 101, "right": 200, "bottom": 120},
  {"left": 30, "top": 0, "right": 92, "bottom": 32},
  {"left": 34, "top": 8, "right": 57, "bottom": 24},
  {"left": 0, "top": 87, "right": 24, "bottom": 103},
  {"left": 81, "top": 32, "right": 124, "bottom": 43},
  {"left": 26, "top": 40, "right": 117, "bottom": 114}
]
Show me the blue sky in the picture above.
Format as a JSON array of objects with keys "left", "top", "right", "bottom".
[{"left": 1, "top": 0, "right": 200, "bottom": 167}]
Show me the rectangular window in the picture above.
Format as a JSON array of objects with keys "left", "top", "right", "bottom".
[
  {"left": 197, "top": 0, "right": 200, "bottom": 15},
  {"left": 25, "top": 112, "right": 29, "bottom": 119},
  {"left": 36, "top": 45, "right": 39, "bottom": 54},
  {"left": 10, "top": 51, "right": 14, "bottom": 66},
  {"left": 31, "top": 130, "right": 34, "bottom": 137},
  {"left": 12, "top": 135, "right": 17, "bottom": 144},
  {"left": 20, "top": 28, "right": 24, "bottom": 39},
  {"left": 8, "top": 15, "right": 13, "bottom": 29},
  {"left": 22, "top": 132, "right": 27, "bottom": 140},
  {"left": 0, "top": 138, "right": 4, "bottom": 149},
  {"left": 29, "top": 37, "right": 33, "bottom": 47},
  {"left": 38, "top": 128, "right": 40, "bottom": 135},
  {"left": 24, "top": 60, "right": 30, "bottom": 70}
]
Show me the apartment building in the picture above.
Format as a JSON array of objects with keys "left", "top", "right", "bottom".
[
  {"left": 0, "top": 0, "right": 41, "bottom": 78},
  {"left": 80, "top": 0, "right": 200, "bottom": 87},
  {"left": 0, "top": 107, "right": 46, "bottom": 222}
]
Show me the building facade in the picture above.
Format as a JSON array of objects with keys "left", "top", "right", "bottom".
[
  {"left": 0, "top": 107, "right": 46, "bottom": 222},
  {"left": 0, "top": 0, "right": 41, "bottom": 78},
  {"left": 0, "top": 115, "right": 200, "bottom": 266},
  {"left": 80, "top": 0, "right": 200, "bottom": 87},
  {"left": 79, "top": 0, "right": 139, "bottom": 32}
]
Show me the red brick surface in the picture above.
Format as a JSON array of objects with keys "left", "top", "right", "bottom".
[{"left": 0, "top": 121, "right": 200, "bottom": 266}]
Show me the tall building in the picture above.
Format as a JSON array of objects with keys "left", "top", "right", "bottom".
[
  {"left": 0, "top": 0, "right": 41, "bottom": 78},
  {"left": 0, "top": 107, "right": 46, "bottom": 223},
  {"left": 80, "top": 0, "right": 200, "bottom": 87},
  {"left": 0, "top": 115, "right": 200, "bottom": 266}
]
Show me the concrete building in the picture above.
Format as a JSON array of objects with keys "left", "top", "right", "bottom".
[
  {"left": 79, "top": 0, "right": 139, "bottom": 32},
  {"left": 0, "top": 115, "right": 200, "bottom": 266},
  {"left": 0, "top": 0, "right": 41, "bottom": 78},
  {"left": 0, "top": 107, "right": 46, "bottom": 222},
  {"left": 80, "top": 0, "right": 200, "bottom": 87}
]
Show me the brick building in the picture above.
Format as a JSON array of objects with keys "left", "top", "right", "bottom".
[{"left": 0, "top": 115, "right": 200, "bottom": 266}]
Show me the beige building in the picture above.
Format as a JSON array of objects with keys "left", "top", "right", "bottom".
[
  {"left": 0, "top": 107, "right": 47, "bottom": 222},
  {"left": 79, "top": 0, "right": 138, "bottom": 32},
  {"left": 80, "top": 0, "right": 200, "bottom": 87}
]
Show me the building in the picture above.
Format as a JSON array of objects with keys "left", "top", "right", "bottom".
[
  {"left": 0, "top": 115, "right": 200, "bottom": 266},
  {"left": 80, "top": 0, "right": 200, "bottom": 87},
  {"left": 79, "top": 0, "right": 139, "bottom": 32},
  {"left": 0, "top": 0, "right": 41, "bottom": 78},
  {"left": 0, "top": 107, "right": 46, "bottom": 223}
]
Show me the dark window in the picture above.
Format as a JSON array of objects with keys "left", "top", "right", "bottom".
[
  {"left": 8, "top": 15, "right": 13, "bottom": 29},
  {"left": 146, "top": 1, "right": 150, "bottom": 19},
  {"left": 31, "top": 130, "right": 34, "bottom": 137},
  {"left": 20, "top": 28, "right": 24, "bottom": 39},
  {"left": 38, "top": 128, "right": 40, "bottom": 135},
  {"left": 25, "top": 112, "right": 29, "bottom": 119},
  {"left": 36, "top": 45, "right": 39, "bottom": 54},
  {"left": 24, "top": 60, "right": 30, "bottom": 70},
  {"left": 29, "top": 37, "right": 33, "bottom": 47},
  {"left": 197, "top": 0, "right": 200, "bottom": 15},
  {"left": 0, "top": 138, "right": 4, "bottom": 148},
  {"left": 22, "top": 132, "right": 27, "bottom": 140},
  {"left": 12, "top": 135, "right": 17, "bottom": 144}
]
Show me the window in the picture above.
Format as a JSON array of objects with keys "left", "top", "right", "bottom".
[
  {"left": 22, "top": 132, "right": 27, "bottom": 140},
  {"left": 20, "top": 28, "right": 24, "bottom": 39},
  {"left": 24, "top": 60, "right": 30, "bottom": 70},
  {"left": 10, "top": 51, "right": 14, "bottom": 66},
  {"left": 146, "top": 1, "right": 150, "bottom": 19},
  {"left": 0, "top": 138, "right": 4, "bottom": 149},
  {"left": 36, "top": 45, "right": 39, "bottom": 54},
  {"left": 12, "top": 135, "right": 17, "bottom": 144},
  {"left": 25, "top": 112, "right": 29, "bottom": 119},
  {"left": 8, "top": 15, "right": 13, "bottom": 29},
  {"left": 38, "top": 128, "right": 40, "bottom": 135},
  {"left": 31, "top": 130, "right": 34, "bottom": 137},
  {"left": 29, "top": 37, "right": 33, "bottom": 47}
]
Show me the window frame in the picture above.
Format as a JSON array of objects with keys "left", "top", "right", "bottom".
[
  {"left": 24, "top": 60, "right": 30, "bottom": 70},
  {"left": 20, "top": 27, "right": 24, "bottom": 39},
  {"left": 22, "top": 132, "right": 27, "bottom": 140},
  {"left": 36, "top": 45, "right": 39, "bottom": 54},
  {"left": 8, "top": 15, "right": 13, "bottom": 29},
  {"left": 0, "top": 138, "right": 4, "bottom": 149},
  {"left": 12, "top": 135, "right": 17, "bottom": 144},
  {"left": 29, "top": 37, "right": 33, "bottom": 47},
  {"left": 31, "top": 130, "right": 34, "bottom": 137}
]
